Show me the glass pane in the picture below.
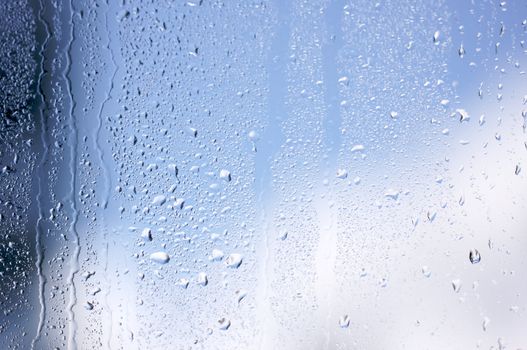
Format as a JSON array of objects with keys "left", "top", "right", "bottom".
[{"left": 1, "top": 0, "right": 526, "bottom": 349}]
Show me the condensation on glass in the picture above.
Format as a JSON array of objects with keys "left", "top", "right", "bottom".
[{"left": 0, "top": 0, "right": 526, "bottom": 349}]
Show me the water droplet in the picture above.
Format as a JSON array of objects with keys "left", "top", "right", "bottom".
[
  {"left": 235, "top": 289, "right": 247, "bottom": 303},
  {"left": 457, "top": 109, "right": 470, "bottom": 122},
  {"left": 248, "top": 130, "right": 258, "bottom": 141},
  {"left": 359, "top": 268, "right": 367, "bottom": 277},
  {"left": 458, "top": 44, "right": 465, "bottom": 58},
  {"left": 152, "top": 195, "right": 166, "bottom": 206},
  {"left": 177, "top": 278, "right": 190, "bottom": 289},
  {"left": 338, "top": 76, "right": 349, "bottom": 85},
  {"left": 427, "top": 211, "right": 437, "bottom": 222},
  {"left": 219, "top": 169, "right": 231, "bottom": 182},
  {"left": 150, "top": 252, "right": 170, "bottom": 264},
  {"left": 351, "top": 144, "right": 365, "bottom": 152},
  {"left": 497, "top": 337, "right": 505, "bottom": 350},
  {"left": 384, "top": 189, "right": 399, "bottom": 200},
  {"left": 433, "top": 30, "right": 441, "bottom": 44},
  {"left": 217, "top": 318, "right": 231, "bottom": 330},
  {"left": 197, "top": 272, "right": 208, "bottom": 286},
  {"left": 210, "top": 249, "right": 224, "bottom": 261},
  {"left": 421, "top": 266, "right": 431, "bottom": 278},
  {"left": 469, "top": 249, "right": 481, "bottom": 264},
  {"left": 452, "top": 279, "right": 462, "bottom": 293},
  {"left": 482, "top": 316, "right": 490, "bottom": 331},
  {"left": 339, "top": 315, "right": 350, "bottom": 328},
  {"left": 336, "top": 169, "right": 348, "bottom": 179},
  {"left": 225, "top": 253, "right": 243, "bottom": 268},
  {"left": 116, "top": 9, "right": 130, "bottom": 22},
  {"left": 141, "top": 228, "right": 152, "bottom": 241}
]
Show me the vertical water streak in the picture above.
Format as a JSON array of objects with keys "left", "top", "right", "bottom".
[
  {"left": 65, "top": 1, "right": 80, "bottom": 348},
  {"left": 95, "top": 0, "right": 116, "bottom": 210},
  {"left": 30, "top": 0, "right": 51, "bottom": 347},
  {"left": 96, "top": 1, "right": 118, "bottom": 347}
]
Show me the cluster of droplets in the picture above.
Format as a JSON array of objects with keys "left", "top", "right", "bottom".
[{"left": 0, "top": 1, "right": 38, "bottom": 348}]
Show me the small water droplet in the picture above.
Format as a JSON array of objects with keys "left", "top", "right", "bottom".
[
  {"left": 217, "top": 318, "right": 231, "bottom": 330},
  {"left": 359, "top": 268, "right": 367, "bottom": 277},
  {"left": 379, "top": 277, "right": 388, "bottom": 288},
  {"left": 116, "top": 9, "right": 130, "bottom": 22},
  {"left": 177, "top": 278, "right": 190, "bottom": 289},
  {"left": 452, "top": 279, "right": 462, "bottom": 293},
  {"left": 141, "top": 228, "right": 152, "bottom": 241},
  {"left": 84, "top": 302, "right": 94, "bottom": 311},
  {"left": 235, "top": 289, "right": 247, "bottom": 303},
  {"left": 457, "top": 109, "right": 470, "bottom": 122},
  {"left": 197, "top": 272, "right": 208, "bottom": 286},
  {"left": 421, "top": 266, "right": 431, "bottom": 278},
  {"left": 219, "top": 169, "right": 231, "bottom": 182},
  {"left": 351, "top": 144, "right": 365, "bottom": 152},
  {"left": 210, "top": 249, "right": 224, "bottom": 261},
  {"left": 338, "top": 76, "right": 349, "bottom": 86},
  {"left": 278, "top": 230, "right": 288, "bottom": 240},
  {"left": 433, "top": 30, "right": 441, "bottom": 44},
  {"left": 152, "top": 195, "right": 166, "bottom": 206},
  {"left": 458, "top": 44, "right": 465, "bottom": 58},
  {"left": 336, "top": 169, "right": 348, "bottom": 179},
  {"left": 482, "top": 316, "right": 490, "bottom": 331},
  {"left": 427, "top": 211, "right": 436, "bottom": 222},
  {"left": 384, "top": 189, "right": 399, "bottom": 200},
  {"left": 248, "top": 130, "right": 258, "bottom": 141}
]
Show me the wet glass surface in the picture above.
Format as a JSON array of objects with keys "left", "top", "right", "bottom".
[{"left": 1, "top": 0, "right": 526, "bottom": 349}]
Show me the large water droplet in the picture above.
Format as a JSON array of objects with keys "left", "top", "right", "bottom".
[
  {"left": 225, "top": 253, "right": 243, "bottom": 268},
  {"left": 469, "top": 249, "right": 481, "bottom": 264},
  {"left": 150, "top": 252, "right": 170, "bottom": 264}
]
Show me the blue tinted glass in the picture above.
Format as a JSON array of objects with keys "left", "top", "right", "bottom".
[{"left": 1, "top": 0, "right": 526, "bottom": 349}]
